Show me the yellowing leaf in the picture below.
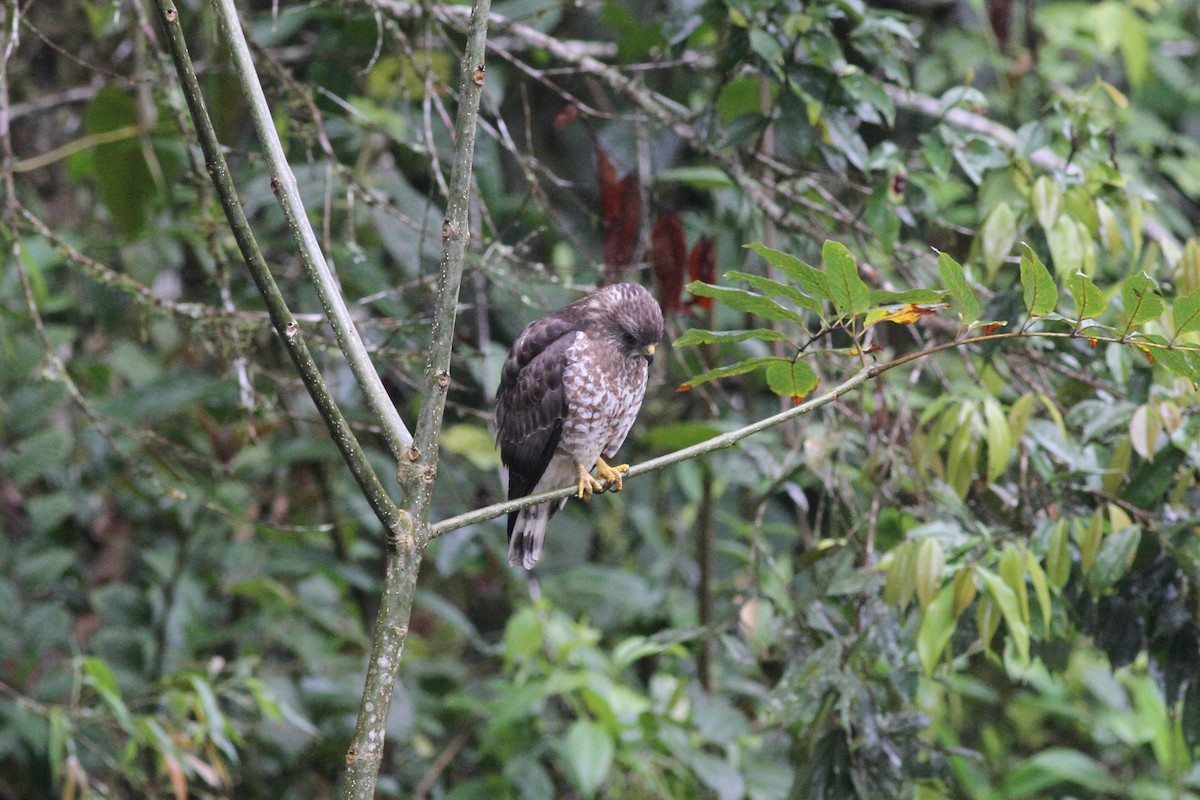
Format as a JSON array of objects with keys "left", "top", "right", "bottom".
[{"left": 880, "top": 303, "right": 938, "bottom": 325}]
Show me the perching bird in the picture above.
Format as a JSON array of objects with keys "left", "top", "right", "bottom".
[{"left": 495, "top": 282, "right": 664, "bottom": 569}]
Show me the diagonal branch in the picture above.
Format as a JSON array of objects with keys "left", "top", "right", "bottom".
[
  {"left": 209, "top": 0, "right": 413, "bottom": 460},
  {"left": 152, "top": 0, "right": 403, "bottom": 536}
]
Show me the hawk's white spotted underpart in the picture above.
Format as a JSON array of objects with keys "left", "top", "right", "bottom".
[{"left": 494, "top": 283, "right": 664, "bottom": 569}]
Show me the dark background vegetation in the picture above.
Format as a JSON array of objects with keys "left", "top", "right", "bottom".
[{"left": 3, "top": 0, "right": 1200, "bottom": 797}]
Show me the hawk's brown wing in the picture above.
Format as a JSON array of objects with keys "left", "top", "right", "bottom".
[{"left": 495, "top": 316, "right": 579, "bottom": 509}]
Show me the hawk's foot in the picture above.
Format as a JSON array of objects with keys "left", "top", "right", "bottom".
[
  {"left": 595, "top": 458, "right": 629, "bottom": 493},
  {"left": 576, "top": 462, "right": 606, "bottom": 500}
]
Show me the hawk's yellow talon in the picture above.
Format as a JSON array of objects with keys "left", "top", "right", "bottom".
[
  {"left": 595, "top": 458, "right": 629, "bottom": 493},
  {"left": 576, "top": 463, "right": 606, "bottom": 500}
]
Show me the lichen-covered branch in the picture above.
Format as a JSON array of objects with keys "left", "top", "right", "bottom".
[
  {"left": 152, "top": 0, "right": 403, "bottom": 536},
  {"left": 340, "top": 0, "right": 492, "bottom": 796},
  {"left": 210, "top": 0, "right": 414, "bottom": 459}
]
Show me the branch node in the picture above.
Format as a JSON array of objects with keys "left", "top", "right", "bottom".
[
  {"left": 435, "top": 371, "right": 450, "bottom": 389},
  {"left": 441, "top": 217, "right": 454, "bottom": 240},
  {"left": 387, "top": 510, "right": 416, "bottom": 550},
  {"left": 472, "top": 64, "right": 486, "bottom": 85},
  {"left": 163, "top": 4, "right": 178, "bottom": 23}
]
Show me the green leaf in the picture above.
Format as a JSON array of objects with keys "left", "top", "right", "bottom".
[
  {"left": 917, "top": 581, "right": 957, "bottom": 675},
  {"left": 1032, "top": 175, "right": 1062, "bottom": 231},
  {"left": 1045, "top": 520, "right": 1071, "bottom": 591},
  {"left": 998, "top": 544, "right": 1030, "bottom": 628},
  {"left": 975, "top": 566, "right": 1030, "bottom": 664},
  {"left": 1172, "top": 288, "right": 1200, "bottom": 337},
  {"left": 725, "top": 270, "right": 822, "bottom": 313},
  {"left": 440, "top": 424, "right": 502, "bottom": 469},
  {"left": 1066, "top": 271, "right": 1108, "bottom": 321},
  {"left": 561, "top": 720, "right": 614, "bottom": 798},
  {"left": 914, "top": 537, "right": 945, "bottom": 609},
  {"left": 1001, "top": 749, "right": 1120, "bottom": 798},
  {"left": 980, "top": 202, "right": 1017, "bottom": 277},
  {"left": 1121, "top": 272, "right": 1164, "bottom": 327},
  {"left": 1023, "top": 546, "right": 1053, "bottom": 637},
  {"left": 654, "top": 166, "right": 735, "bottom": 190},
  {"left": 1047, "top": 215, "right": 1092, "bottom": 278},
  {"left": 764, "top": 358, "right": 819, "bottom": 400},
  {"left": 1019, "top": 243, "right": 1058, "bottom": 317},
  {"left": 981, "top": 398, "right": 1011, "bottom": 482},
  {"left": 1087, "top": 525, "right": 1141, "bottom": 594},
  {"left": 85, "top": 88, "right": 156, "bottom": 238},
  {"left": 685, "top": 282, "right": 806, "bottom": 324},
  {"left": 867, "top": 288, "right": 947, "bottom": 306},
  {"left": 673, "top": 328, "right": 792, "bottom": 347},
  {"left": 822, "top": 240, "right": 870, "bottom": 317},
  {"left": 745, "top": 243, "right": 830, "bottom": 300},
  {"left": 678, "top": 357, "right": 779, "bottom": 391},
  {"left": 937, "top": 252, "right": 980, "bottom": 324}
]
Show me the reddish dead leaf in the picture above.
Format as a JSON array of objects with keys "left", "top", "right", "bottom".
[
  {"left": 677, "top": 383, "right": 694, "bottom": 392},
  {"left": 982, "top": 322, "right": 1005, "bottom": 335},
  {"left": 553, "top": 104, "right": 579, "bottom": 133},
  {"left": 596, "top": 145, "right": 642, "bottom": 281},
  {"left": 1139, "top": 345, "right": 1154, "bottom": 364},
  {"left": 881, "top": 303, "right": 936, "bottom": 325},
  {"left": 1088, "top": 338, "right": 1098, "bottom": 349},
  {"left": 164, "top": 753, "right": 188, "bottom": 800},
  {"left": 989, "top": 0, "right": 1013, "bottom": 51},
  {"left": 650, "top": 211, "right": 687, "bottom": 313},
  {"left": 686, "top": 236, "right": 716, "bottom": 310}
]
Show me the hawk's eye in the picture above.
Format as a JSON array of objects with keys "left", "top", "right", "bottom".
[{"left": 621, "top": 331, "right": 638, "bottom": 348}]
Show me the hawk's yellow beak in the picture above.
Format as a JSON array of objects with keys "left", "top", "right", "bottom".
[{"left": 641, "top": 343, "right": 656, "bottom": 365}]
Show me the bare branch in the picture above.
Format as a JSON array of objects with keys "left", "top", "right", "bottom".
[{"left": 210, "top": 0, "right": 414, "bottom": 459}]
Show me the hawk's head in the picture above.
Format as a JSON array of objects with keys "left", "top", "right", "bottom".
[{"left": 585, "top": 283, "right": 664, "bottom": 364}]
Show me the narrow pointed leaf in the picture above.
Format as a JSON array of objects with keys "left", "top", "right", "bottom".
[
  {"left": 674, "top": 328, "right": 792, "bottom": 347},
  {"left": 678, "top": 357, "right": 779, "bottom": 391},
  {"left": 917, "top": 582, "right": 957, "bottom": 675},
  {"left": 725, "top": 270, "right": 822, "bottom": 313},
  {"left": 685, "top": 282, "right": 806, "bottom": 324},
  {"left": 745, "top": 243, "right": 830, "bottom": 300},
  {"left": 822, "top": 240, "right": 870, "bottom": 317},
  {"left": 1020, "top": 243, "right": 1058, "bottom": 317}
]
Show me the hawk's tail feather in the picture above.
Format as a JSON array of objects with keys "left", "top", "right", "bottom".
[{"left": 507, "top": 500, "right": 565, "bottom": 569}]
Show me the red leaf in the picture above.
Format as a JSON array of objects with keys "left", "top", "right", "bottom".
[
  {"left": 686, "top": 236, "right": 715, "bottom": 310},
  {"left": 553, "top": 104, "right": 579, "bottom": 133},
  {"left": 982, "top": 322, "right": 1005, "bottom": 336},
  {"left": 596, "top": 145, "right": 642, "bottom": 281},
  {"left": 650, "top": 211, "right": 687, "bottom": 313}
]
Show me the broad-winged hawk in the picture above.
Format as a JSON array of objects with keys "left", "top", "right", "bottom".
[{"left": 495, "top": 283, "right": 664, "bottom": 568}]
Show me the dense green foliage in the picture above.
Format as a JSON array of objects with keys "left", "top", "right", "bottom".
[{"left": 3, "top": 0, "right": 1200, "bottom": 798}]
